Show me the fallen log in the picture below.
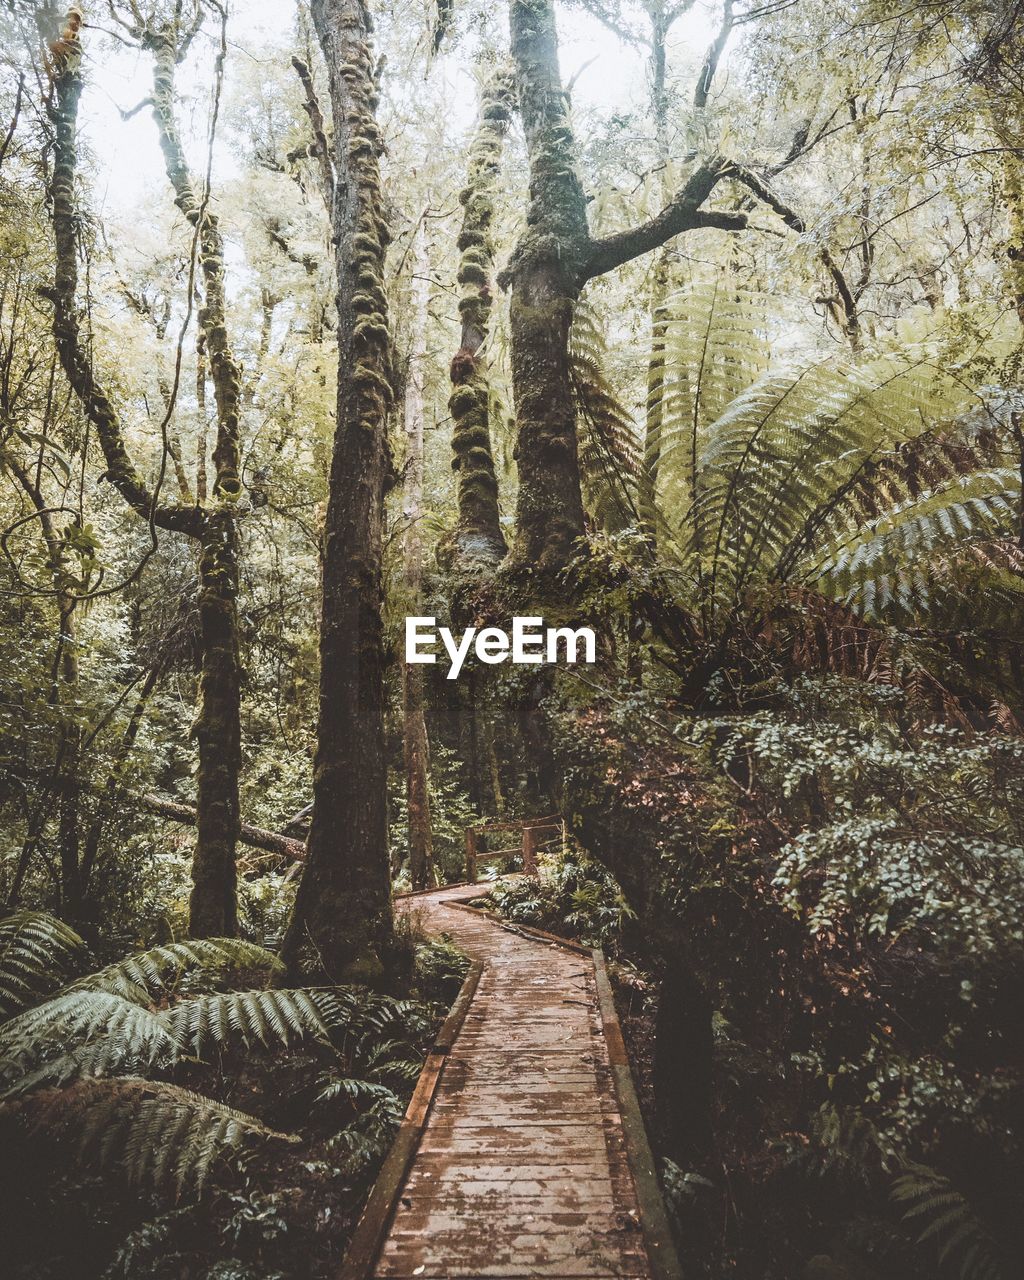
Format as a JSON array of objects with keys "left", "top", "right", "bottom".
[{"left": 141, "top": 794, "right": 306, "bottom": 862}]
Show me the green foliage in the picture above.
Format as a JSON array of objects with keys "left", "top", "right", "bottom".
[
  {"left": 570, "top": 301, "right": 642, "bottom": 531},
  {"left": 0, "top": 910, "right": 84, "bottom": 1020},
  {"left": 641, "top": 279, "right": 1023, "bottom": 639},
  {"left": 7, "top": 1077, "right": 297, "bottom": 1200},
  {"left": 684, "top": 677, "right": 1024, "bottom": 961},
  {"left": 413, "top": 935, "right": 471, "bottom": 1002},
  {"left": 891, "top": 1163, "right": 1005, "bottom": 1280},
  {"left": 485, "top": 843, "right": 635, "bottom": 947},
  {"left": 0, "top": 911, "right": 431, "bottom": 1208}
]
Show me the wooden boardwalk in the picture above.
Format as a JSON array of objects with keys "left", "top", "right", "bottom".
[{"left": 356, "top": 881, "right": 671, "bottom": 1280}]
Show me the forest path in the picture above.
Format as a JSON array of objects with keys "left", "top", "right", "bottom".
[{"left": 371, "top": 880, "right": 657, "bottom": 1280}]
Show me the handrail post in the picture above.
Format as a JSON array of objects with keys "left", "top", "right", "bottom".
[
  {"left": 465, "top": 827, "right": 478, "bottom": 882},
  {"left": 522, "top": 824, "right": 538, "bottom": 876}
]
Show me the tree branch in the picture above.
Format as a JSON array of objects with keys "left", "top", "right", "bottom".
[
  {"left": 290, "top": 55, "right": 334, "bottom": 212},
  {"left": 44, "top": 33, "right": 198, "bottom": 536},
  {"left": 694, "top": 0, "right": 734, "bottom": 110},
  {"left": 726, "top": 163, "right": 860, "bottom": 345},
  {"left": 582, "top": 156, "right": 747, "bottom": 280},
  {"left": 142, "top": 793, "right": 306, "bottom": 862}
]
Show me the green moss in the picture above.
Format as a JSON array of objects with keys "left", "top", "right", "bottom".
[{"left": 449, "top": 385, "right": 481, "bottom": 418}]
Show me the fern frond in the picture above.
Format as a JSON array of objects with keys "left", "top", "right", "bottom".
[
  {"left": 0, "top": 911, "right": 84, "bottom": 1022},
  {"left": 891, "top": 1162, "right": 1005, "bottom": 1280},
  {"left": 2, "top": 1077, "right": 297, "bottom": 1199},
  {"left": 0, "top": 991, "right": 179, "bottom": 1093},
  {"left": 70, "top": 938, "right": 281, "bottom": 1002},
  {"left": 163, "top": 988, "right": 332, "bottom": 1058},
  {"left": 570, "top": 301, "right": 642, "bottom": 530},
  {"left": 316, "top": 1076, "right": 401, "bottom": 1107},
  {"left": 808, "top": 469, "right": 1022, "bottom": 623}
]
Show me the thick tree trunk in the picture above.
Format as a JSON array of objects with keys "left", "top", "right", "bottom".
[
  {"left": 504, "top": 0, "right": 590, "bottom": 574},
  {"left": 281, "top": 0, "right": 396, "bottom": 983},
  {"left": 498, "top": 4, "right": 750, "bottom": 574},
  {"left": 403, "top": 226, "right": 435, "bottom": 890},
  {"left": 449, "top": 67, "right": 512, "bottom": 568}
]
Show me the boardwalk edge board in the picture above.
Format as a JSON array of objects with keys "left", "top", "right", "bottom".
[
  {"left": 337, "top": 959, "right": 485, "bottom": 1280},
  {"left": 592, "top": 950, "right": 684, "bottom": 1280}
]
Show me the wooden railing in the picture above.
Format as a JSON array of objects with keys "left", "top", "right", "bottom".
[{"left": 464, "top": 814, "right": 563, "bottom": 881}]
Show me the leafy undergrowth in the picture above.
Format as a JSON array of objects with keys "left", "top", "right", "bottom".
[
  {"left": 540, "top": 673, "right": 1024, "bottom": 1280},
  {"left": 0, "top": 914, "right": 468, "bottom": 1279},
  {"left": 476, "top": 843, "right": 635, "bottom": 949}
]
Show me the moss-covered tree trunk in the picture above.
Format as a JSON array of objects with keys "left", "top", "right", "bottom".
[
  {"left": 504, "top": 0, "right": 590, "bottom": 574},
  {"left": 281, "top": 0, "right": 396, "bottom": 982},
  {"left": 46, "top": 11, "right": 244, "bottom": 937},
  {"left": 148, "top": 29, "right": 244, "bottom": 938},
  {"left": 403, "top": 227, "right": 434, "bottom": 890},
  {"left": 190, "top": 512, "right": 242, "bottom": 936},
  {"left": 503, "top": 1, "right": 746, "bottom": 575},
  {"left": 449, "top": 67, "right": 513, "bottom": 568}
]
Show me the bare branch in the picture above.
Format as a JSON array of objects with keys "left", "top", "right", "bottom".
[
  {"left": 582, "top": 156, "right": 747, "bottom": 280},
  {"left": 727, "top": 163, "right": 860, "bottom": 346},
  {"left": 694, "top": 0, "right": 734, "bottom": 110}
]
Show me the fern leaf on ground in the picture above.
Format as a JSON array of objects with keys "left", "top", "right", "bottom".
[{"left": 891, "top": 1162, "right": 1005, "bottom": 1280}]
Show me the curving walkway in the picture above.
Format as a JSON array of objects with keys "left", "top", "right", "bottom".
[{"left": 369, "top": 882, "right": 659, "bottom": 1280}]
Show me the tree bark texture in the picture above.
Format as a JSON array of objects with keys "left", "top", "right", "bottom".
[
  {"left": 449, "top": 67, "right": 513, "bottom": 568},
  {"left": 281, "top": 0, "right": 396, "bottom": 982},
  {"left": 403, "top": 225, "right": 435, "bottom": 890},
  {"left": 148, "top": 25, "right": 243, "bottom": 937},
  {"left": 504, "top": 0, "right": 591, "bottom": 574}
]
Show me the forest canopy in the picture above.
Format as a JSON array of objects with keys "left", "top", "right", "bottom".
[{"left": 0, "top": 1, "right": 1022, "bottom": 1278}]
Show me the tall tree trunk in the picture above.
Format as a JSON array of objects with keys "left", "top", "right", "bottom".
[
  {"left": 503, "top": 0, "right": 590, "bottom": 574},
  {"left": 281, "top": 0, "right": 396, "bottom": 983},
  {"left": 45, "top": 10, "right": 243, "bottom": 937},
  {"left": 148, "top": 28, "right": 243, "bottom": 937},
  {"left": 403, "top": 225, "right": 435, "bottom": 890},
  {"left": 56, "top": 596, "right": 82, "bottom": 920},
  {"left": 190, "top": 512, "right": 242, "bottom": 936},
  {"left": 501, "top": 2, "right": 750, "bottom": 574},
  {"left": 639, "top": 6, "right": 671, "bottom": 538},
  {"left": 449, "top": 66, "right": 512, "bottom": 568}
]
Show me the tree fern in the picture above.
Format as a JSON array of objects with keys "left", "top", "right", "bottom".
[
  {"left": 808, "top": 470, "right": 1023, "bottom": 624},
  {"left": 70, "top": 938, "right": 281, "bottom": 1002},
  {"left": 891, "top": 1162, "right": 1005, "bottom": 1280},
  {"left": 570, "top": 300, "right": 643, "bottom": 531},
  {"left": 0, "top": 910, "right": 84, "bottom": 1021},
  {"left": 646, "top": 277, "right": 1015, "bottom": 634},
  {"left": 1, "top": 988, "right": 361, "bottom": 1094},
  {"left": 164, "top": 988, "right": 333, "bottom": 1057},
  {"left": 5, "top": 1077, "right": 297, "bottom": 1199}
]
